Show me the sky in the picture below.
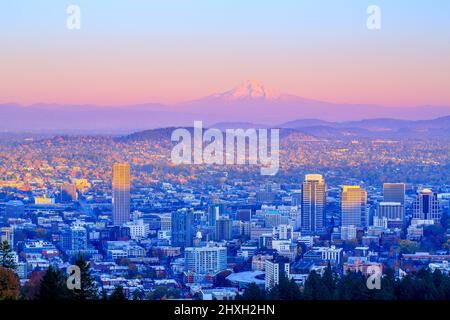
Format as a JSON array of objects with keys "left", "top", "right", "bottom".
[{"left": 1, "top": 0, "right": 450, "bottom": 106}]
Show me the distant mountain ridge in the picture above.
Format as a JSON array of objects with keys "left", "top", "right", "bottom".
[
  {"left": 280, "top": 116, "right": 450, "bottom": 130},
  {"left": 118, "top": 116, "right": 450, "bottom": 142},
  {"left": 278, "top": 116, "right": 450, "bottom": 139},
  {"left": 1, "top": 81, "right": 450, "bottom": 132}
]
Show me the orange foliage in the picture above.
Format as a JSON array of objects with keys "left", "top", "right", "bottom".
[{"left": 0, "top": 267, "right": 20, "bottom": 300}]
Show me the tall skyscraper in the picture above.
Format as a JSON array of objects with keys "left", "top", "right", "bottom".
[
  {"left": 208, "top": 203, "right": 226, "bottom": 226},
  {"left": 208, "top": 205, "right": 219, "bottom": 227},
  {"left": 215, "top": 216, "right": 232, "bottom": 241},
  {"left": 341, "top": 186, "right": 367, "bottom": 227},
  {"left": 112, "top": 163, "right": 131, "bottom": 226},
  {"left": 171, "top": 210, "right": 193, "bottom": 247},
  {"left": 413, "top": 188, "right": 441, "bottom": 223},
  {"left": 301, "top": 174, "right": 327, "bottom": 234},
  {"left": 383, "top": 183, "right": 405, "bottom": 205}
]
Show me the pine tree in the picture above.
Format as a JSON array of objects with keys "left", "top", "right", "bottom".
[
  {"left": 266, "top": 285, "right": 280, "bottom": 300},
  {"left": 395, "top": 274, "right": 416, "bottom": 300},
  {"left": 431, "top": 269, "right": 446, "bottom": 300},
  {"left": 266, "top": 276, "right": 301, "bottom": 300},
  {"left": 38, "top": 265, "right": 73, "bottom": 300},
  {"left": 286, "top": 278, "right": 302, "bottom": 300},
  {"left": 336, "top": 271, "right": 370, "bottom": 300},
  {"left": 132, "top": 288, "right": 145, "bottom": 300},
  {"left": 109, "top": 285, "right": 126, "bottom": 300},
  {"left": 71, "top": 255, "right": 98, "bottom": 300},
  {"left": 0, "top": 241, "right": 17, "bottom": 270},
  {"left": 416, "top": 268, "right": 439, "bottom": 299},
  {"left": 303, "top": 270, "right": 327, "bottom": 300},
  {"left": 372, "top": 268, "right": 395, "bottom": 300},
  {"left": 242, "top": 282, "right": 266, "bottom": 300},
  {"left": 322, "top": 263, "right": 337, "bottom": 299},
  {"left": 100, "top": 288, "right": 108, "bottom": 300}
]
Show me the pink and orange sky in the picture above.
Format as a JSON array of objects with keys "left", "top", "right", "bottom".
[{"left": 1, "top": 0, "right": 450, "bottom": 107}]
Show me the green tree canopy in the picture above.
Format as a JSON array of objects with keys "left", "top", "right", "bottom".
[
  {"left": 71, "top": 255, "right": 98, "bottom": 300},
  {"left": 38, "top": 265, "right": 73, "bottom": 300},
  {"left": 0, "top": 241, "right": 17, "bottom": 270},
  {"left": 109, "top": 285, "right": 126, "bottom": 300}
]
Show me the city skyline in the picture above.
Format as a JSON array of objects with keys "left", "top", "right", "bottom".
[{"left": 1, "top": 0, "right": 450, "bottom": 306}]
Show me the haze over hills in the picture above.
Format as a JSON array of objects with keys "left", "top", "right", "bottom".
[
  {"left": 278, "top": 116, "right": 450, "bottom": 139},
  {"left": 1, "top": 81, "right": 450, "bottom": 133},
  {"left": 120, "top": 115, "right": 450, "bottom": 142}
]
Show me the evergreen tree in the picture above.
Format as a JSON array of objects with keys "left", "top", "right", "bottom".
[
  {"left": 100, "top": 288, "right": 108, "bottom": 300},
  {"left": 167, "top": 288, "right": 181, "bottom": 299},
  {"left": 266, "top": 285, "right": 280, "bottom": 300},
  {"left": 336, "top": 271, "right": 370, "bottom": 300},
  {"left": 303, "top": 270, "right": 328, "bottom": 300},
  {"left": 431, "top": 269, "right": 446, "bottom": 300},
  {"left": 0, "top": 241, "right": 17, "bottom": 270},
  {"left": 285, "top": 278, "right": 302, "bottom": 300},
  {"left": 149, "top": 286, "right": 168, "bottom": 300},
  {"left": 109, "top": 285, "right": 126, "bottom": 300},
  {"left": 372, "top": 268, "right": 395, "bottom": 300},
  {"left": 38, "top": 265, "right": 72, "bottom": 300},
  {"left": 71, "top": 255, "right": 98, "bottom": 300},
  {"left": 267, "top": 276, "right": 301, "bottom": 300},
  {"left": 132, "top": 288, "right": 145, "bottom": 300},
  {"left": 322, "top": 263, "right": 337, "bottom": 299},
  {"left": 395, "top": 274, "right": 416, "bottom": 300},
  {"left": 415, "top": 268, "right": 439, "bottom": 300},
  {"left": 242, "top": 282, "right": 266, "bottom": 300}
]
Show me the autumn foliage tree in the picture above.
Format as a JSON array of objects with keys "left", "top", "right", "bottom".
[
  {"left": 21, "top": 271, "right": 45, "bottom": 300},
  {"left": 0, "top": 266, "right": 20, "bottom": 300}
]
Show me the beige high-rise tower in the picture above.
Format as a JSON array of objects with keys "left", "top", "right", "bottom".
[
  {"left": 341, "top": 186, "right": 368, "bottom": 227},
  {"left": 112, "top": 163, "right": 131, "bottom": 226},
  {"left": 301, "top": 174, "right": 327, "bottom": 234}
]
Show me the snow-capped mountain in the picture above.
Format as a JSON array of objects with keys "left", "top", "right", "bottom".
[
  {"left": 1, "top": 80, "right": 450, "bottom": 132},
  {"left": 209, "top": 80, "right": 280, "bottom": 101}
]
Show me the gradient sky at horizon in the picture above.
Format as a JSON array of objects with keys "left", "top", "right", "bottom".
[{"left": 1, "top": 0, "right": 449, "bottom": 106}]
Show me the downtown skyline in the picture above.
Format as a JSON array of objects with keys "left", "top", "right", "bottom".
[{"left": 2, "top": 0, "right": 450, "bottom": 310}]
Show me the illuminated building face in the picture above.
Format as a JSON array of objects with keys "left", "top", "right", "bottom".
[
  {"left": 112, "top": 163, "right": 131, "bottom": 226},
  {"left": 301, "top": 174, "right": 326, "bottom": 233},
  {"left": 341, "top": 186, "right": 368, "bottom": 228}
]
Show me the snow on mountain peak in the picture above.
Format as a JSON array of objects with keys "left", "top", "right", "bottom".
[{"left": 219, "top": 80, "right": 280, "bottom": 101}]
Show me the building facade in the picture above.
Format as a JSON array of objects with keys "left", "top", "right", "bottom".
[
  {"left": 184, "top": 243, "right": 227, "bottom": 274},
  {"left": 112, "top": 163, "right": 131, "bottom": 226},
  {"left": 341, "top": 186, "right": 367, "bottom": 228},
  {"left": 301, "top": 174, "right": 326, "bottom": 234},
  {"left": 265, "top": 259, "right": 290, "bottom": 290},
  {"left": 413, "top": 188, "right": 441, "bottom": 223},
  {"left": 171, "top": 210, "right": 193, "bottom": 247}
]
